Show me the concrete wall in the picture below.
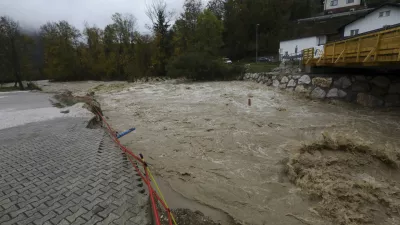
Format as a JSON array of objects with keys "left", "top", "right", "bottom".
[
  {"left": 325, "top": 0, "right": 361, "bottom": 11},
  {"left": 244, "top": 67, "right": 400, "bottom": 107},
  {"left": 344, "top": 6, "right": 400, "bottom": 37},
  {"left": 279, "top": 36, "right": 325, "bottom": 59}
]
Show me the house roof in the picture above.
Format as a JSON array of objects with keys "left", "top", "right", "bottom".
[
  {"left": 298, "top": 8, "right": 372, "bottom": 22},
  {"left": 281, "top": 12, "right": 369, "bottom": 41},
  {"left": 339, "top": 3, "right": 400, "bottom": 29}
]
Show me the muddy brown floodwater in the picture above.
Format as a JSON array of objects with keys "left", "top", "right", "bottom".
[{"left": 40, "top": 80, "right": 400, "bottom": 225}]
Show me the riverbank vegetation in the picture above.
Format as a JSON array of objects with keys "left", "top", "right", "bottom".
[{"left": 3, "top": 0, "right": 393, "bottom": 87}]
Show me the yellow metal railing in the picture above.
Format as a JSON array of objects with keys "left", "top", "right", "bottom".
[
  {"left": 303, "top": 26, "right": 400, "bottom": 66},
  {"left": 302, "top": 47, "right": 314, "bottom": 65}
]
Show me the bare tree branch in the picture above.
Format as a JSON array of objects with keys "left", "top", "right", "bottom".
[{"left": 145, "top": 0, "right": 174, "bottom": 31}]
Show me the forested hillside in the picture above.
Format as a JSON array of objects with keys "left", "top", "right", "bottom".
[{"left": 1, "top": 0, "right": 398, "bottom": 87}]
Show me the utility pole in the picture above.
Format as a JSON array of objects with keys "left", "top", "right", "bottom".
[{"left": 256, "top": 24, "right": 259, "bottom": 63}]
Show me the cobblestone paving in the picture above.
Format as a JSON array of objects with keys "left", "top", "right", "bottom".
[{"left": 0, "top": 118, "right": 150, "bottom": 225}]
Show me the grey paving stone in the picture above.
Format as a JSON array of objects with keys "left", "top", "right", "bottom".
[
  {"left": 33, "top": 211, "right": 57, "bottom": 225},
  {"left": 0, "top": 118, "right": 150, "bottom": 225},
  {"left": 17, "top": 212, "right": 42, "bottom": 225},
  {"left": 66, "top": 208, "right": 88, "bottom": 223},
  {"left": 2, "top": 213, "right": 27, "bottom": 225},
  {"left": 50, "top": 209, "right": 74, "bottom": 224},
  {"left": 0, "top": 214, "right": 11, "bottom": 223}
]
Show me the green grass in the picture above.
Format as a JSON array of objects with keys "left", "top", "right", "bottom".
[
  {"left": 0, "top": 86, "right": 20, "bottom": 92},
  {"left": 0, "top": 82, "right": 42, "bottom": 92},
  {"left": 235, "top": 62, "right": 279, "bottom": 73}
]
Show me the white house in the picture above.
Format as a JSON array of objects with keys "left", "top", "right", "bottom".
[
  {"left": 343, "top": 3, "right": 400, "bottom": 37},
  {"left": 279, "top": 2, "right": 400, "bottom": 61},
  {"left": 280, "top": 36, "right": 326, "bottom": 60},
  {"left": 279, "top": 9, "right": 368, "bottom": 60},
  {"left": 324, "top": 0, "right": 364, "bottom": 13}
]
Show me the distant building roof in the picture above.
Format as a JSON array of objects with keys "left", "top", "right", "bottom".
[{"left": 298, "top": 8, "right": 372, "bottom": 22}]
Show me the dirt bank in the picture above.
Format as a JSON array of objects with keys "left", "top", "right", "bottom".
[{"left": 40, "top": 80, "right": 400, "bottom": 225}]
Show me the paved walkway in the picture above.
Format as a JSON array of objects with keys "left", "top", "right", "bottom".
[{"left": 0, "top": 117, "right": 150, "bottom": 225}]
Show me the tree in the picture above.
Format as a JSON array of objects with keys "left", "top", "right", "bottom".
[
  {"left": 40, "top": 21, "right": 81, "bottom": 81},
  {"left": 80, "top": 24, "right": 107, "bottom": 79},
  {"left": 223, "top": 0, "right": 250, "bottom": 59},
  {"left": 0, "top": 0, "right": 333, "bottom": 83},
  {"left": 222, "top": 0, "right": 294, "bottom": 59},
  {"left": 194, "top": 9, "right": 224, "bottom": 55},
  {"left": 207, "top": 0, "right": 225, "bottom": 20},
  {"left": 182, "top": 0, "right": 203, "bottom": 29},
  {"left": 131, "top": 33, "right": 153, "bottom": 81},
  {"left": 24, "top": 30, "right": 45, "bottom": 81},
  {"left": 289, "top": 0, "right": 322, "bottom": 20},
  {"left": 110, "top": 13, "right": 137, "bottom": 79},
  {"left": 172, "top": 0, "right": 203, "bottom": 56},
  {"left": 0, "top": 17, "right": 25, "bottom": 89},
  {"left": 146, "top": 0, "right": 173, "bottom": 76}
]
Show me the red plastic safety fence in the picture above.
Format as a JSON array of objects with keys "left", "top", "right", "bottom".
[{"left": 94, "top": 109, "right": 174, "bottom": 225}]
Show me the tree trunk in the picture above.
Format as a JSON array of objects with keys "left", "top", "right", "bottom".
[{"left": 11, "top": 37, "right": 24, "bottom": 90}]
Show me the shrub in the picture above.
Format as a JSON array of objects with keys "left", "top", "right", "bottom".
[
  {"left": 27, "top": 82, "right": 42, "bottom": 91},
  {"left": 167, "top": 52, "right": 244, "bottom": 81}
]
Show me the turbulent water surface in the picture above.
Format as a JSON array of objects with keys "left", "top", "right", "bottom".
[{"left": 41, "top": 80, "right": 400, "bottom": 225}]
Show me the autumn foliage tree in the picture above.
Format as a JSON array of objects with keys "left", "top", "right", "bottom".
[
  {"left": 0, "top": 0, "right": 333, "bottom": 82},
  {"left": 40, "top": 21, "right": 81, "bottom": 81},
  {"left": 146, "top": 0, "right": 173, "bottom": 76},
  {"left": 0, "top": 17, "right": 32, "bottom": 89}
]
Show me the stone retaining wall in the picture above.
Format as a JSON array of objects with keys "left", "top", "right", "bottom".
[{"left": 244, "top": 67, "right": 400, "bottom": 107}]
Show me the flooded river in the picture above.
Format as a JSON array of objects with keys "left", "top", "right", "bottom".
[{"left": 40, "top": 80, "right": 400, "bottom": 225}]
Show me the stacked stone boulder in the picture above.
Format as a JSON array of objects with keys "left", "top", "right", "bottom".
[{"left": 244, "top": 66, "right": 400, "bottom": 107}]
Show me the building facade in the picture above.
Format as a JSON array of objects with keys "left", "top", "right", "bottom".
[
  {"left": 343, "top": 4, "right": 400, "bottom": 37},
  {"left": 324, "top": 0, "right": 364, "bottom": 14},
  {"left": 280, "top": 36, "right": 326, "bottom": 60},
  {"left": 279, "top": 2, "right": 400, "bottom": 61}
]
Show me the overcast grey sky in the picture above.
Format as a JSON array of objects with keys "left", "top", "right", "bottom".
[{"left": 0, "top": 0, "right": 209, "bottom": 32}]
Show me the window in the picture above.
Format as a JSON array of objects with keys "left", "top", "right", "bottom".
[
  {"left": 318, "top": 36, "right": 327, "bottom": 46},
  {"left": 330, "top": 0, "right": 338, "bottom": 6},
  {"left": 379, "top": 10, "right": 391, "bottom": 17},
  {"left": 350, "top": 29, "right": 359, "bottom": 36},
  {"left": 347, "top": 0, "right": 354, "bottom": 3}
]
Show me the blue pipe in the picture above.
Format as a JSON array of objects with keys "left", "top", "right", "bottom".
[{"left": 117, "top": 128, "right": 136, "bottom": 139}]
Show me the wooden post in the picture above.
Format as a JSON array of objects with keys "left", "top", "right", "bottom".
[
  {"left": 374, "top": 34, "right": 381, "bottom": 62},
  {"left": 356, "top": 38, "right": 361, "bottom": 62},
  {"left": 398, "top": 48, "right": 400, "bottom": 61},
  {"left": 332, "top": 43, "right": 336, "bottom": 63},
  {"left": 335, "top": 50, "right": 345, "bottom": 63},
  {"left": 317, "top": 54, "right": 324, "bottom": 64},
  {"left": 343, "top": 41, "right": 347, "bottom": 62},
  {"left": 364, "top": 49, "right": 376, "bottom": 62}
]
